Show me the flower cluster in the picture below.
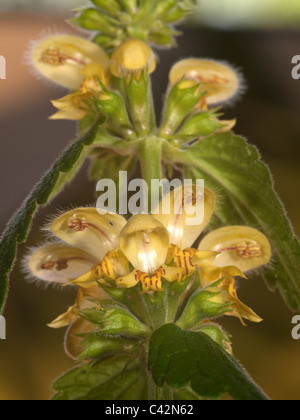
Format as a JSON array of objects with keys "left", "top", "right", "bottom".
[
  {"left": 27, "top": 186, "right": 271, "bottom": 358},
  {"left": 31, "top": 34, "right": 243, "bottom": 130}
]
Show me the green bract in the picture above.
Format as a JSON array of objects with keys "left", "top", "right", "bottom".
[{"left": 73, "top": 0, "right": 196, "bottom": 52}]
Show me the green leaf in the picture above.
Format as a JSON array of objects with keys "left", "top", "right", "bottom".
[
  {"left": 170, "top": 131, "right": 300, "bottom": 311},
  {"left": 0, "top": 119, "right": 104, "bottom": 314},
  {"left": 52, "top": 355, "right": 147, "bottom": 400},
  {"left": 148, "top": 324, "right": 269, "bottom": 400}
]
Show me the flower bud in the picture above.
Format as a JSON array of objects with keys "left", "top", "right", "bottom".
[
  {"left": 169, "top": 58, "right": 244, "bottom": 105},
  {"left": 159, "top": 79, "right": 204, "bottom": 136},
  {"left": 96, "top": 90, "right": 133, "bottom": 131},
  {"left": 91, "top": 0, "right": 122, "bottom": 17},
  {"left": 32, "top": 35, "right": 110, "bottom": 90},
  {"left": 78, "top": 334, "right": 137, "bottom": 360},
  {"left": 119, "top": 0, "right": 137, "bottom": 14},
  {"left": 93, "top": 307, "right": 152, "bottom": 338},
  {"left": 198, "top": 226, "right": 272, "bottom": 272},
  {"left": 110, "top": 39, "right": 156, "bottom": 79},
  {"left": 119, "top": 214, "right": 170, "bottom": 274},
  {"left": 176, "top": 287, "right": 231, "bottom": 330},
  {"left": 153, "top": 0, "right": 177, "bottom": 16},
  {"left": 175, "top": 112, "right": 223, "bottom": 139},
  {"left": 73, "top": 9, "right": 122, "bottom": 36}
]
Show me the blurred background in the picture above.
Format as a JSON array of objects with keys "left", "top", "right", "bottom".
[{"left": 0, "top": 0, "right": 300, "bottom": 400}]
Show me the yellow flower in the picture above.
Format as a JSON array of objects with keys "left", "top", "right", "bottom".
[
  {"left": 169, "top": 58, "right": 243, "bottom": 106},
  {"left": 201, "top": 266, "right": 263, "bottom": 325},
  {"left": 32, "top": 35, "right": 110, "bottom": 90},
  {"left": 56, "top": 186, "right": 220, "bottom": 293},
  {"left": 119, "top": 214, "right": 170, "bottom": 274},
  {"left": 27, "top": 186, "right": 271, "bottom": 330},
  {"left": 152, "top": 185, "right": 271, "bottom": 274},
  {"left": 110, "top": 38, "right": 157, "bottom": 79},
  {"left": 26, "top": 208, "right": 130, "bottom": 357},
  {"left": 50, "top": 63, "right": 108, "bottom": 120},
  {"left": 151, "top": 185, "right": 271, "bottom": 324},
  {"left": 198, "top": 226, "right": 272, "bottom": 273}
]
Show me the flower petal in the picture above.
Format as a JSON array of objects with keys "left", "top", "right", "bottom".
[
  {"left": 51, "top": 208, "right": 127, "bottom": 261},
  {"left": 48, "top": 285, "right": 107, "bottom": 329},
  {"left": 28, "top": 244, "right": 98, "bottom": 284},
  {"left": 67, "top": 249, "right": 130, "bottom": 288},
  {"left": 153, "top": 185, "right": 216, "bottom": 249},
  {"left": 32, "top": 35, "right": 110, "bottom": 90},
  {"left": 110, "top": 38, "right": 156, "bottom": 78},
  {"left": 169, "top": 58, "right": 243, "bottom": 105},
  {"left": 191, "top": 250, "right": 220, "bottom": 267},
  {"left": 159, "top": 264, "right": 185, "bottom": 283},
  {"left": 198, "top": 226, "right": 272, "bottom": 272},
  {"left": 200, "top": 265, "right": 246, "bottom": 287},
  {"left": 221, "top": 277, "right": 263, "bottom": 325},
  {"left": 116, "top": 269, "right": 141, "bottom": 289},
  {"left": 119, "top": 214, "right": 170, "bottom": 274},
  {"left": 47, "top": 305, "right": 79, "bottom": 329}
]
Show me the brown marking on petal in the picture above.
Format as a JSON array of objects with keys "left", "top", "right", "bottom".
[
  {"left": 41, "top": 261, "right": 55, "bottom": 270},
  {"left": 68, "top": 217, "right": 90, "bottom": 232},
  {"left": 68, "top": 216, "right": 116, "bottom": 248},
  {"left": 41, "top": 48, "right": 87, "bottom": 67},
  {"left": 95, "top": 263, "right": 103, "bottom": 277},
  {"left": 41, "top": 259, "right": 68, "bottom": 271},
  {"left": 55, "top": 260, "right": 69, "bottom": 271},
  {"left": 218, "top": 243, "right": 262, "bottom": 259},
  {"left": 236, "top": 244, "right": 262, "bottom": 259},
  {"left": 189, "top": 73, "right": 228, "bottom": 86}
]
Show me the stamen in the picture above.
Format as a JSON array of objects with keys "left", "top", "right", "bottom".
[
  {"left": 217, "top": 243, "right": 262, "bottom": 259},
  {"left": 188, "top": 72, "right": 228, "bottom": 86},
  {"left": 236, "top": 244, "right": 262, "bottom": 259},
  {"left": 41, "top": 48, "right": 87, "bottom": 67},
  {"left": 68, "top": 217, "right": 89, "bottom": 232},
  {"left": 41, "top": 259, "right": 68, "bottom": 271}
]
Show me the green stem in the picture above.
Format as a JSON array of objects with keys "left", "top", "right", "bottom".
[{"left": 138, "top": 135, "right": 162, "bottom": 212}]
